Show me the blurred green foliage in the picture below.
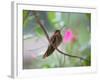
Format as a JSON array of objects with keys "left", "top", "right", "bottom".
[
  {"left": 23, "top": 10, "right": 91, "bottom": 69},
  {"left": 34, "top": 24, "right": 44, "bottom": 37}
]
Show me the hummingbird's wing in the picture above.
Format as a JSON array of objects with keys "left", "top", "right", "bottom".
[
  {"left": 43, "top": 31, "right": 62, "bottom": 58},
  {"left": 43, "top": 45, "right": 55, "bottom": 58},
  {"left": 43, "top": 35, "right": 56, "bottom": 58}
]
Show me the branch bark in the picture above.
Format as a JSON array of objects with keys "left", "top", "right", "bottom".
[{"left": 33, "top": 12, "right": 87, "bottom": 61}]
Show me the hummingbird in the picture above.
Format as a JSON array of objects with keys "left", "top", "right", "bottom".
[{"left": 43, "top": 30, "right": 62, "bottom": 58}]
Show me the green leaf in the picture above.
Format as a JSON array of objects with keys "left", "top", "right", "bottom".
[
  {"left": 23, "top": 16, "right": 34, "bottom": 27},
  {"left": 42, "top": 64, "right": 51, "bottom": 68},
  {"left": 34, "top": 25, "right": 44, "bottom": 37},
  {"left": 86, "top": 13, "right": 91, "bottom": 20},
  {"left": 82, "top": 55, "right": 91, "bottom": 66},
  {"left": 81, "top": 47, "right": 91, "bottom": 66},
  {"left": 23, "top": 10, "right": 29, "bottom": 26},
  {"left": 48, "top": 12, "right": 56, "bottom": 23}
]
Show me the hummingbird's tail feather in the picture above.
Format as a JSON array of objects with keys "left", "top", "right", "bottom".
[{"left": 43, "top": 46, "right": 55, "bottom": 59}]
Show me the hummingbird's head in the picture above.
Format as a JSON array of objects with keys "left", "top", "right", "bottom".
[
  {"left": 54, "top": 30, "right": 61, "bottom": 35},
  {"left": 55, "top": 30, "right": 60, "bottom": 33}
]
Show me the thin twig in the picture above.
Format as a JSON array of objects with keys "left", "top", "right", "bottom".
[{"left": 33, "top": 12, "right": 87, "bottom": 61}]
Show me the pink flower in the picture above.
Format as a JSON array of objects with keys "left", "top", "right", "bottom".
[{"left": 63, "top": 29, "right": 74, "bottom": 43}]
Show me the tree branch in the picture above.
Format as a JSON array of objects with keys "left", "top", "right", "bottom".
[{"left": 33, "top": 12, "right": 87, "bottom": 61}]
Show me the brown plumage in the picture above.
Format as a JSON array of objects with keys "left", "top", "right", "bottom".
[{"left": 43, "top": 30, "right": 62, "bottom": 58}]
